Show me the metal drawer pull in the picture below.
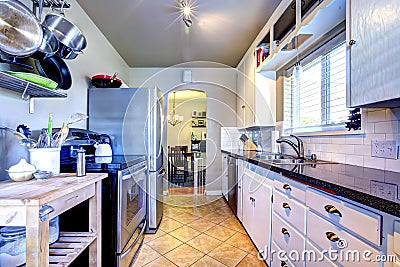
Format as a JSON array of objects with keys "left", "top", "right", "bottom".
[
  {"left": 281, "top": 228, "right": 290, "bottom": 237},
  {"left": 349, "top": 39, "right": 357, "bottom": 46},
  {"left": 282, "top": 203, "right": 291, "bottom": 210},
  {"left": 324, "top": 205, "right": 342, "bottom": 217},
  {"left": 283, "top": 184, "right": 292, "bottom": 191},
  {"left": 281, "top": 261, "right": 288, "bottom": 267},
  {"left": 39, "top": 204, "right": 54, "bottom": 222},
  {"left": 326, "top": 231, "right": 340, "bottom": 242}
]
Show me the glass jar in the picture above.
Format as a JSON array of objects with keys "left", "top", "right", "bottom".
[
  {"left": 0, "top": 216, "right": 59, "bottom": 266},
  {"left": 49, "top": 216, "right": 59, "bottom": 244},
  {"left": 0, "top": 226, "right": 26, "bottom": 267}
]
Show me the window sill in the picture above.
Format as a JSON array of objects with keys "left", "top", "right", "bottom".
[{"left": 289, "top": 129, "right": 365, "bottom": 137}]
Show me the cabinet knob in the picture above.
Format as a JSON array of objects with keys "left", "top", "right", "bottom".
[
  {"left": 283, "top": 184, "right": 292, "bottom": 191},
  {"left": 349, "top": 39, "right": 357, "bottom": 46},
  {"left": 325, "top": 231, "right": 340, "bottom": 242},
  {"left": 282, "top": 203, "right": 291, "bottom": 210},
  {"left": 281, "top": 261, "right": 288, "bottom": 267},
  {"left": 281, "top": 228, "right": 290, "bottom": 237},
  {"left": 324, "top": 205, "right": 342, "bottom": 217}
]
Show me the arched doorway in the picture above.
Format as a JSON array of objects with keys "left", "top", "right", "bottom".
[{"left": 166, "top": 89, "right": 207, "bottom": 195}]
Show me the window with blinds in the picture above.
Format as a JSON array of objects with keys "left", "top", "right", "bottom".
[{"left": 284, "top": 41, "right": 348, "bottom": 133}]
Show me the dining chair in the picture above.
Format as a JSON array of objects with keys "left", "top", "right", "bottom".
[{"left": 168, "top": 147, "right": 188, "bottom": 185}]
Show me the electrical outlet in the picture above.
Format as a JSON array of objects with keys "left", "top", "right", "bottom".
[
  {"left": 370, "top": 181, "right": 398, "bottom": 202},
  {"left": 371, "top": 140, "right": 399, "bottom": 159}
]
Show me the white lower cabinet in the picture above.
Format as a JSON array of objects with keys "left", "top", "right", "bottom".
[
  {"left": 222, "top": 154, "right": 228, "bottom": 200},
  {"left": 307, "top": 210, "right": 381, "bottom": 266},
  {"left": 237, "top": 159, "right": 245, "bottom": 222},
  {"left": 306, "top": 188, "right": 382, "bottom": 246},
  {"left": 274, "top": 189, "right": 307, "bottom": 234},
  {"left": 242, "top": 167, "right": 272, "bottom": 260},
  {"left": 305, "top": 241, "right": 339, "bottom": 267},
  {"left": 272, "top": 214, "right": 306, "bottom": 264},
  {"left": 271, "top": 241, "right": 296, "bottom": 267}
]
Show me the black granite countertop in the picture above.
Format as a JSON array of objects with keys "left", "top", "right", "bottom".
[{"left": 222, "top": 149, "right": 400, "bottom": 217}]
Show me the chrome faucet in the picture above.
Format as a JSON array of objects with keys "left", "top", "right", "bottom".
[{"left": 276, "top": 134, "right": 304, "bottom": 159}]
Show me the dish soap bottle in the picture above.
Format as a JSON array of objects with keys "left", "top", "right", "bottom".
[{"left": 191, "top": 132, "right": 195, "bottom": 141}]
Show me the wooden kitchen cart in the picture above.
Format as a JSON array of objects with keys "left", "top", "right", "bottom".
[{"left": 0, "top": 173, "right": 107, "bottom": 267}]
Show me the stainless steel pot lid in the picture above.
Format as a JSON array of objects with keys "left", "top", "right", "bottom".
[{"left": 0, "top": 0, "right": 43, "bottom": 57}]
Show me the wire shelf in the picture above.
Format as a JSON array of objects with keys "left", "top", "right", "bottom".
[{"left": 0, "top": 72, "right": 67, "bottom": 99}]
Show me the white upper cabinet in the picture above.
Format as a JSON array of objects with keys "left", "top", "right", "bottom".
[
  {"left": 347, "top": 0, "right": 400, "bottom": 107},
  {"left": 236, "top": 54, "right": 255, "bottom": 128}
]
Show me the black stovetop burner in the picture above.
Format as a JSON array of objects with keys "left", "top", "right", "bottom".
[{"left": 60, "top": 155, "right": 146, "bottom": 172}]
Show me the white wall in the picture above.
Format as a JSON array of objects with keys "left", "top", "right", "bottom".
[
  {"left": 0, "top": 0, "right": 129, "bottom": 130},
  {"left": 130, "top": 67, "right": 237, "bottom": 194}
]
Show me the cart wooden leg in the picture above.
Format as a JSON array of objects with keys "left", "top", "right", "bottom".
[
  {"left": 89, "top": 180, "right": 102, "bottom": 267},
  {"left": 26, "top": 206, "right": 49, "bottom": 267}
]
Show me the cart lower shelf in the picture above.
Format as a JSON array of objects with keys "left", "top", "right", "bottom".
[{"left": 49, "top": 232, "right": 97, "bottom": 267}]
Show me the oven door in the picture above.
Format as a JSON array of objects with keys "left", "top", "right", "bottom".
[
  {"left": 117, "top": 219, "right": 146, "bottom": 267},
  {"left": 117, "top": 163, "right": 147, "bottom": 254}
]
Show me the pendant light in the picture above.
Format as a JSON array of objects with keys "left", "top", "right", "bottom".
[
  {"left": 293, "top": 35, "right": 303, "bottom": 79},
  {"left": 167, "top": 92, "right": 184, "bottom": 126},
  {"left": 180, "top": 0, "right": 193, "bottom": 27}
]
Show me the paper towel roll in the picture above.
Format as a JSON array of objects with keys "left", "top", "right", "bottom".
[{"left": 271, "top": 130, "right": 280, "bottom": 154}]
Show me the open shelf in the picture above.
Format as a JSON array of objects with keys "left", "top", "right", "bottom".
[
  {"left": 0, "top": 72, "right": 68, "bottom": 98},
  {"left": 49, "top": 232, "right": 97, "bottom": 267},
  {"left": 256, "top": 0, "right": 345, "bottom": 72}
]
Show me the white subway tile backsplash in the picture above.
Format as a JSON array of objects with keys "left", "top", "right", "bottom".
[
  {"left": 363, "top": 156, "right": 385, "bottom": 170},
  {"left": 366, "top": 123, "right": 375, "bottom": 134},
  {"left": 331, "top": 153, "right": 346, "bottom": 163},
  {"left": 367, "top": 110, "right": 386, "bottom": 122},
  {"left": 385, "top": 159, "right": 400, "bottom": 173},
  {"left": 315, "top": 143, "right": 327, "bottom": 152},
  {"left": 386, "top": 108, "right": 400, "bottom": 121},
  {"left": 331, "top": 136, "right": 346, "bottom": 144},
  {"left": 363, "top": 134, "right": 386, "bottom": 145},
  {"left": 345, "top": 136, "right": 364, "bottom": 145},
  {"left": 354, "top": 145, "right": 371, "bottom": 156},
  {"left": 374, "top": 121, "right": 399, "bottom": 134},
  {"left": 345, "top": 155, "right": 364, "bottom": 166}
]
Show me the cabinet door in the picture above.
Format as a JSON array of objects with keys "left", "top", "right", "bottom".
[
  {"left": 254, "top": 71, "right": 276, "bottom": 126},
  {"left": 244, "top": 53, "right": 255, "bottom": 127},
  {"left": 237, "top": 159, "right": 244, "bottom": 222},
  {"left": 222, "top": 154, "right": 228, "bottom": 200},
  {"left": 242, "top": 169, "right": 254, "bottom": 233},
  {"left": 252, "top": 171, "right": 272, "bottom": 253},
  {"left": 237, "top": 62, "right": 246, "bottom": 127},
  {"left": 348, "top": 0, "right": 400, "bottom": 107}
]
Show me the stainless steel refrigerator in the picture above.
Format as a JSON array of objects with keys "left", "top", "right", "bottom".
[{"left": 88, "top": 87, "right": 164, "bottom": 233}]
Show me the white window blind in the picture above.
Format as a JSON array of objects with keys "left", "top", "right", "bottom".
[{"left": 284, "top": 41, "right": 348, "bottom": 133}]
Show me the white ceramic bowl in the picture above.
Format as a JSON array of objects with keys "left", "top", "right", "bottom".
[{"left": 7, "top": 170, "right": 34, "bottom": 182}]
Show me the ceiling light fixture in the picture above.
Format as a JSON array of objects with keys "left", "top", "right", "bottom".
[
  {"left": 180, "top": 0, "right": 193, "bottom": 27},
  {"left": 167, "top": 91, "right": 184, "bottom": 126}
]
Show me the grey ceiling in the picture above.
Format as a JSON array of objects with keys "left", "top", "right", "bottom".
[{"left": 76, "top": 0, "right": 281, "bottom": 68}]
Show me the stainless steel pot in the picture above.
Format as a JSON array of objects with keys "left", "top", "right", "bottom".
[
  {"left": 0, "top": 0, "right": 43, "bottom": 57},
  {"left": 31, "top": 26, "right": 59, "bottom": 60},
  {"left": 43, "top": 14, "right": 87, "bottom": 60}
]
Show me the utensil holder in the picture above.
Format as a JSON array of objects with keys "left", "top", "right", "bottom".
[
  {"left": 29, "top": 148, "right": 61, "bottom": 175},
  {"left": 243, "top": 139, "right": 257, "bottom": 151}
]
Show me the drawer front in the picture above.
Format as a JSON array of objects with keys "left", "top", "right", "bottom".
[
  {"left": 272, "top": 213, "right": 305, "bottom": 257},
  {"left": 307, "top": 210, "right": 381, "bottom": 267},
  {"left": 270, "top": 241, "right": 297, "bottom": 267},
  {"left": 394, "top": 220, "right": 400, "bottom": 256},
  {"left": 47, "top": 184, "right": 95, "bottom": 219},
  {"left": 274, "top": 190, "right": 307, "bottom": 234},
  {"left": 306, "top": 188, "right": 381, "bottom": 245},
  {"left": 274, "top": 175, "right": 306, "bottom": 203},
  {"left": 305, "top": 241, "right": 338, "bottom": 267}
]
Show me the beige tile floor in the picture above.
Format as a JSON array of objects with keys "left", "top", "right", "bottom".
[{"left": 133, "top": 196, "right": 267, "bottom": 267}]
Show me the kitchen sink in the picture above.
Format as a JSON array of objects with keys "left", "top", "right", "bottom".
[{"left": 252, "top": 154, "right": 292, "bottom": 160}]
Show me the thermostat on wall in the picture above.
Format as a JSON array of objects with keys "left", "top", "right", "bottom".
[{"left": 182, "top": 70, "right": 192, "bottom": 83}]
